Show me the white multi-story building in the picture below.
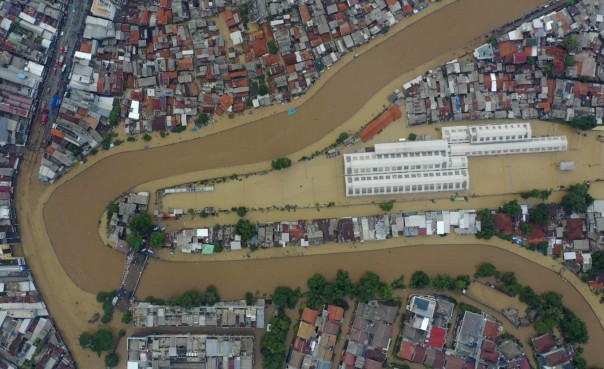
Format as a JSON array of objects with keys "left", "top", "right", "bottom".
[{"left": 344, "top": 122, "right": 566, "bottom": 197}]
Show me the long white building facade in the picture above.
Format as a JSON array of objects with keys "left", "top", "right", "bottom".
[{"left": 344, "top": 122, "right": 567, "bottom": 197}]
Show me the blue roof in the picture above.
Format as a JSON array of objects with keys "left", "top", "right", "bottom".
[
  {"left": 415, "top": 297, "right": 429, "bottom": 311},
  {"left": 317, "top": 361, "right": 331, "bottom": 369},
  {"left": 0, "top": 117, "right": 8, "bottom": 144}
]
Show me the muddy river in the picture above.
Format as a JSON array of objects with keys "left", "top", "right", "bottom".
[{"left": 31, "top": 0, "right": 604, "bottom": 365}]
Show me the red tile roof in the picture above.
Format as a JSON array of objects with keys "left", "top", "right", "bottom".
[
  {"left": 301, "top": 308, "right": 320, "bottom": 324},
  {"left": 359, "top": 105, "right": 402, "bottom": 142},
  {"left": 493, "top": 214, "right": 513, "bottom": 236},
  {"left": 327, "top": 305, "right": 344, "bottom": 321},
  {"left": 427, "top": 326, "right": 446, "bottom": 348},
  {"left": 565, "top": 219, "right": 584, "bottom": 241},
  {"left": 397, "top": 341, "right": 415, "bottom": 361},
  {"left": 532, "top": 333, "right": 556, "bottom": 354},
  {"left": 483, "top": 320, "right": 498, "bottom": 340}
]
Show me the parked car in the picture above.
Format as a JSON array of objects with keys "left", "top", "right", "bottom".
[{"left": 53, "top": 68, "right": 57, "bottom": 75}]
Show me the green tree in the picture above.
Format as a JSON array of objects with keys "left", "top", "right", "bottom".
[
  {"left": 204, "top": 285, "right": 220, "bottom": 306},
  {"left": 475, "top": 263, "right": 498, "bottom": 278},
  {"left": 258, "top": 83, "right": 269, "bottom": 96},
  {"left": 126, "top": 233, "right": 143, "bottom": 251},
  {"left": 235, "top": 219, "right": 256, "bottom": 243},
  {"left": 410, "top": 271, "right": 430, "bottom": 289},
  {"left": 453, "top": 275, "right": 471, "bottom": 292},
  {"left": 142, "top": 134, "right": 152, "bottom": 142},
  {"left": 379, "top": 201, "right": 394, "bottom": 212},
  {"left": 79, "top": 329, "right": 115, "bottom": 356},
  {"left": 561, "top": 183, "right": 594, "bottom": 214},
  {"left": 273, "top": 286, "right": 300, "bottom": 309},
  {"left": 529, "top": 203, "right": 550, "bottom": 224},
  {"left": 245, "top": 292, "right": 254, "bottom": 305},
  {"left": 355, "top": 272, "right": 381, "bottom": 302},
  {"left": 430, "top": 274, "right": 454, "bottom": 291},
  {"left": 519, "top": 286, "right": 541, "bottom": 307},
  {"left": 271, "top": 157, "right": 292, "bottom": 170},
  {"left": 105, "top": 353, "right": 119, "bottom": 368},
  {"left": 128, "top": 213, "right": 153, "bottom": 235},
  {"left": 501, "top": 200, "right": 521, "bottom": 217},
  {"left": 565, "top": 55, "right": 575, "bottom": 66},
  {"left": 570, "top": 116, "right": 597, "bottom": 130},
  {"left": 560, "top": 311, "right": 589, "bottom": 344},
  {"left": 391, "top": 275, "right": 406, "bottom": 289},
  {"left": 408, "top": 133, "right": 417, "bottom": 141},
  {"left": 562, "top": 36, "right": 580, "bottom": 52},
  {"left": 109, "top": 104, "right": 121, "bottom": 126},
  {"left": 379, "top": 284, "right": 393, "bottom": 300},
  {"left": 121, "top": 310, "right": 133, "bottom": 324},
  {"left": 197, "top": 112, "right": 209, "bottom": 125},
  {"left": 149, "top": 231, "right": 165, "bottom": 248},
  {"left": 260, "top": 314, "right": 291, "bottom": 369},
  {"left": 476, "top": 209, "right": 495, "bottom": 239},
  {"left": 236, "top": 207, "right": 248, "bottom": 217},
  {"left": 335, "top": 132, "right": 349, "bottom": 145},
  {"left": 332, "top": 269, "right": 355, "bottom": 299},
  {"left": 174, "top": 290, "right": 203, "bottom": 308},
  {"left": 539, "top": 189, "right": 552, "bottom": 200},
  {"left": 267, "top": 41, "right": 279, "bottom": 54},
  {"left": 500, "top": 272, "right": 517, "bottom": 286},
  {"left": 106, "top": 202, "right": 119, "bottom": 222},
  {"left": 519, "top": 222, "right": 532, "bottom": 235}
]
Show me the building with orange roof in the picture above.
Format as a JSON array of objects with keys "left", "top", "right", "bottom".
[
  {"left": 219, "top": 94, "right": 234, "bottom": 110},
  {"left": 327, "top": 305, "right": 344, "bottom": 321},
  {"left": 359, "top": 105, "right": 402, "bottom": 142},
  {"left": 301, "top": 308, "right": 320, "bottom": 324}
]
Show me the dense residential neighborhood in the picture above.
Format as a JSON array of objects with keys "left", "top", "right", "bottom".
[
  {"left": 402, "top": 0, "right": 604, "bottom": 126},
  {"left": 1, "top": 0, "right": 604, "bottom": 369}
]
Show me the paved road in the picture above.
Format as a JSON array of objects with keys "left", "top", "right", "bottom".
[
  {"left": 25, "top": 0, "right": 90, "bottom": 152},
  {"left": 19, "top": 1, "right": 91, "bottom": 179}
]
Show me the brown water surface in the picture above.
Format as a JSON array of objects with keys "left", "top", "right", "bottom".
[{"left": 29, "top": 0, "right": 604, "bottom": 366}]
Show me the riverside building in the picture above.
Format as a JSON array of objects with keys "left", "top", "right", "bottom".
[{"left": 344, "top": 123, "right": 567, "bottom": 197}]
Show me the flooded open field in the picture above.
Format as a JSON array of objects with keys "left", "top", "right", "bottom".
[
  {"left": 20, "top": 0, "right": 604, "bottom": 367},
  {"left": 159, "top": 120, "right": 604, "bottom": 215}
]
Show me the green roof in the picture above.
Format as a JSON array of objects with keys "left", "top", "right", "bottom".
[{"left": 201, "top": 244, "right": 215, "bottom": 254}]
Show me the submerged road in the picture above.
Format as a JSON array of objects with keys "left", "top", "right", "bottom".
[{"left": 15, "top": 0, "right": 604, "bottom": 366}]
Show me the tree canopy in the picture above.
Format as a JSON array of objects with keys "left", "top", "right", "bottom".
[
  {"left": 475, "top": 263, "right": 499, "bottom": 278},
  {"left": 235, "top": 219, "right": 256, "bottom": 243},
  {"left": 476, "top": 209, "right": 495, "bottom": 239},
  {"left": 569, "top": 116, "right": 597, "bottom": 130},
  {"left": 529, "top": 203, "right": 550, "bottom": 224},
  {"left": 128, "top": 212, "right": 153, "bottom": 235},
  {"left": 501, "top": 200, "right": 521, "bottom": 218},
  {"left": 105, "top": 353, "right": 119, "bottom": 368},
  {"left": 271, "top": 157, "right": 292, "bottom": 170},
  {"left": 261, "top": 314, "right": 291, "bottom": 369},
  {"left": 79, "top": 329, "right": 115, "bottom": 356},
  {"left": 561, "top": 183, "right": 594, "bottom": 214},
  {"left": 149, "top": 231, "right": 165, "bottom": 248},
  {"left": 562, "top": 36, "right": 580, "bottom": 52},
  {"left": 273, "top": 286, "right": 300, "bottom": 309},
  {"left": 126, "top": 233, "right": 143, "bottom": 252},
  {"left": 355, "top": 272, "right": 382, "bottom": 302},
  {"left": 409, "top": 271, "right": 430, "bottom": 289}
]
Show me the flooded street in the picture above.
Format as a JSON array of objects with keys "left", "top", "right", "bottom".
[{"left": 17, "top": 0, "right": 604, "bottom": 367}]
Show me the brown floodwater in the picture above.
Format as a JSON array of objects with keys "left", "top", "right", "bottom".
[
  {"left": 35, "top": 0, "right": 604, "bottom": 365},
  {"left": 44, "top": 0, "right": 547, "bottom": 292}
]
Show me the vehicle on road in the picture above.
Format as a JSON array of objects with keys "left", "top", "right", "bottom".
[
  {"left": 53, "top": 68, "right": 57, "bottom": 75},
  {"left": 56, "top": 54, "right": 65, "bottom": 66},
  {"left": 41, "top": 113, "right": 48, "bottom": 126},
  {"left": 46, "top": 88, "right": 51, "bottom": 96}
]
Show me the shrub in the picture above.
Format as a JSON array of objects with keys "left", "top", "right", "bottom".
[
  {"left": 379, "top": 201, "right": 394, "bottom": 212},
  {"left": 142, "top": 134, "right": 152, "bottom": 142},
  {"left": 271, "top": 157, "right": 292, "bottom": 170}
]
